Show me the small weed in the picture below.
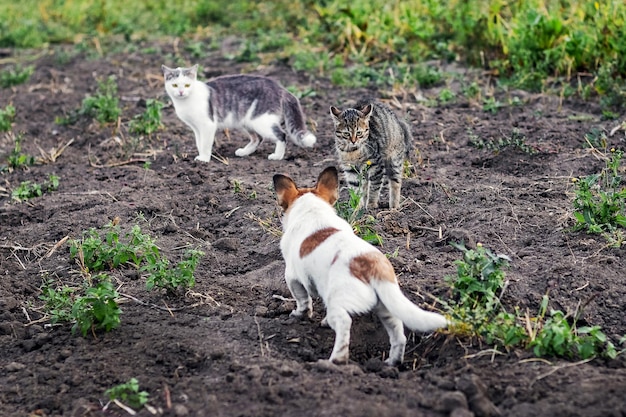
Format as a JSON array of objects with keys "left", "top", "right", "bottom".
[
  {"left": 11, "top": 174, "right": 59, "bottom": 202},
  {"left": 529, "top": 295, "right": 619, "bottom": 359},
  {"left": 129, "top": 99, "right": 164, "bottom": 136},
  {"left": 0, "top": 104, "right": 16, "bottom": 132},
  {"left": 482, "top": 97, "right": 503, "bottom": 114},
  {"left": 144, "top": 249, "right": 204, "bottom": 294},
  {"left": 70, "top": 222, "right": 203, "bottom": 294},
  {"left": 438, "top": 88, "right": 456, "bottom": 103},
  {"left": 462, "top": 82, "right": 481, "bottom": 100},
  {"left": 232, "top": 179, "right": 243, "bottom": 193},
  {"left": 69, "top": 223, "right": 153, "bottom": 272},
  {"left": 446, "top": 243, "right": 624, "bottom": 359},
  {"left": 572, "top": 149, "right": 626, "bottom": 245},
  {"left": 105, "top": 378, "right": 149, "bottom": 410},
  {"left": 80, "top": 76, "right": 122, "bottom": 125},
  {"left": 469, "top": 129, "right": 537, "bottom": 155},
  {"left": 0, "top": 65, "right": 34, "bottom": 88},
  {"left": 335, "top": 185, "right": 383, "bottom": 245},
  {"left": 583, "top": 128, "right": 608, "bottom": 149},
  {"left": 413, "top": 65, "right": 443, "bottom": 88},
  {"left": 6, "top": 132, "right": 35, "bottom": 170},
  {"left": 40, "top": 280, "right": 76, "bottom": 325},
  {"left": 71, "top": 276, "right": 121, "bottom": 337}
]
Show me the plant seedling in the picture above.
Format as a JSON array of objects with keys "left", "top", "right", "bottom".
[
  {"left": 129, "top": 99, "right": 164, "bottom": 136},
  {"left": 105, "top": 378, "right": 149, "bottom": 410},
  {"left": 0, "top": 65, "right": 34, "bottom": 88},
  {"left": 0, "top": 104, "right": 16, "bottom": 132},
  {"left": 71, "top": 277, "right": 121, "bottom": 337}
]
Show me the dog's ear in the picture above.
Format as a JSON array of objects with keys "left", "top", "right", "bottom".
[
  {"left": 315, "top": 167, "right": 339, "bottom": 206},
  {"left": 273, "top": 174, "right": 298, "bottom": 211}
]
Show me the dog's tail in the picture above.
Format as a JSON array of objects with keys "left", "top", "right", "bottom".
[{"left": 373, "top": 279, "right": 448, "bottom": 332}]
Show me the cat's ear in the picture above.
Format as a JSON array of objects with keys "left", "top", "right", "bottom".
[
  {"left": 329, "top": 106, "right": 342, "bottom": 123},
  {"left": 161, "top": 65, "right": 173, "bottom": 74},
  {"left": 187, "top": 64, "right": 199, "bottom": 80},
  {"left": 315, "top": 167, "right": 339, "bottom": 206},
  {"left": 359, "top": 103, "right": 373, "bottom": 119},
  {"left": 273, "top": 174, "right": 298, "bottom": 211}
]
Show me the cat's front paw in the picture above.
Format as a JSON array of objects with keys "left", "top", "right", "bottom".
[
  {"left": 194, "top": 155, "right": 212, "bottom": 163},
  {"left": 235, "top": 148, "right": 248, "bottom": 157},
  {"left": 267, "top": 153, "right": 284, "bottom": 161}
]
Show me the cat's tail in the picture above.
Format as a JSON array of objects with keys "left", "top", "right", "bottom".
[
  {"left": 373, "top": 280, "right": 448, "bottom": 332},
  {"left": 282, "top": 93, "right": 316, "bottom": 148}
]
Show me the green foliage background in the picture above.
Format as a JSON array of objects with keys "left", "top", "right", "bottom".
[{"left": 2, "top": 0, "right": 625, "bottom": 91}]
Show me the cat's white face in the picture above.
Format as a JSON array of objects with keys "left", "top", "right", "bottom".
[{"left": 162, "top": 65, "right": 198, "bottom": 99}]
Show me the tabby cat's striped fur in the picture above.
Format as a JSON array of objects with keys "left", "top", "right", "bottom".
[{"left": 330, "top": 100, "right": 412, "bottom": 209}]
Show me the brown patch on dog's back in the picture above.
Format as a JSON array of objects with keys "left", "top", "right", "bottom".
[
  {"left": 300, "top": 227, "right": 340, "bottom": 258},
  {"left": 349, "top": 252, "right": 396, "bottom": 283}
]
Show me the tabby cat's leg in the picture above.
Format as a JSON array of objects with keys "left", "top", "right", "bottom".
[
  {"left": 235, "top": 131, "right": 261, "bottom": 157},
  {"left": 195, "top": 122, "right": 217, "bottom": 162},
  {"left": 366, "top": 164, "right": 385, "bottom": 208},
  {"left": 388, "top": 177, "right": 402, "bottom": 209}
]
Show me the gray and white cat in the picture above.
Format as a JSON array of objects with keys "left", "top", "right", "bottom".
[
  {"left": 330, "top": 100, "right": 412, "bottom": 209},
  {"left": 162, "top": 64, "right": 316, "bottom": 162}
]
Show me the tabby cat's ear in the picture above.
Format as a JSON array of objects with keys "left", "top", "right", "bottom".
[
  {"left": 273, "top": 174, "right": 298, "bottom": 211},
  {"left": 329, "top": 106, "right": 342, "bottom": 123},
  {"left": 359, "top": 103, "right": 373, "bottom": 119},
  {"left": 315, "top": 167, "right": 339, "bottom": 206}
]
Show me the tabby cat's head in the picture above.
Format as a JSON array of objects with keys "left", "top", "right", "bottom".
[
  {"left": 161, "top": 64, "right": 198, "bottom": 99},
  {"left": 329, "top": 104, "right": 373, "bottom": 152}
]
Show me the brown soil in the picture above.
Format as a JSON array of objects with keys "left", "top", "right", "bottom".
[{"left": 1, "top": 42, "right": 625, "bottom": 417}]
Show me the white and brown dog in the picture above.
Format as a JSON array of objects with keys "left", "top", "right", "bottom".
[{"left": 273, "top": 166, "right": 448, "bottom": 365}]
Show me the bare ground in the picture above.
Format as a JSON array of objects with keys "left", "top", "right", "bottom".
[{"left": 1, "top": 41, "right": 625, "bottom": 417}]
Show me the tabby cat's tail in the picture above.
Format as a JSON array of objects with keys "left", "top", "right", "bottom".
[{"left": 282, "top": 93, "right": 316, "bottom": 148}]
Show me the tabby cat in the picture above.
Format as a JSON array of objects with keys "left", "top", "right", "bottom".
[
  {"left": 330, "top": 100, "right": 412, "bottom": 209},
  {"left": 162, "top": 64, "right": 316, "bottom": 162}
]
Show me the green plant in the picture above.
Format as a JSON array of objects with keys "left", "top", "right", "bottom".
[
  {"left": 129, "top": 99, "right": 164, "bottom": 136},
  {"left": 333, "top": 163, "right": 383, "bottom": 245},
  {"left": 572, "top": 149, "right": 626, "bottom": 245},
  {"left": 0, "top": 104, "right": 16, "bottom": 132},
  {"left": 70, "top": 223, "right": 159, "bottom": 272},
  {"left": 80, "top": 76, "right": 122, "bottom": 125},
  {"left": 105, "top": 378, "right": 149, "bottom": 410},
  {"left": 529, "top": 295, "right": 618, "bottom": 359},
  {"left": 439, "top": 88, "right": 456, "bottom": 103},
  {"left": 144, "top": 249, "right": 204, "bottom": 294},
  {"left": 5, "top": 132, "right": 35, "bottom": 170},
  {"left": 40, "top": 280, "right": 76, "bottom": 325},
  {"left": 0, "top": 65, "right": 34, "bottom": 88},
  {"left": 482, "top": 97, "right": 503, "bottom": 114},
  {"left": 413, "top": 65, "right": 443, "bottom": 88},
  {"left": 446, "top": 242, "right": 509, "bottom": 305},
  {"left": 11, "top": 174, "right": 59, "bottom": 201},
  {"left": 469, "top": 129, "right": 537, "bottom": 155},
  {"left": 71, "top": 277, "right": 121, "bottom": 337},
  {"left": 583, "top": 128, "right": 608, "bottom": 149},
  {"left": 232, "top": 179, "right": 243, "bottom": 193}
]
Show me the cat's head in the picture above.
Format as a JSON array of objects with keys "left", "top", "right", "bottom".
[
  {"left": 161, "top": 64, "right": 198, "bottom": 99},
  {"left": 273, "top": 167, "right": 339, "bottom": 212},
  {"left": 329, "top": 104, "right": 373, "bottom": 152}
]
